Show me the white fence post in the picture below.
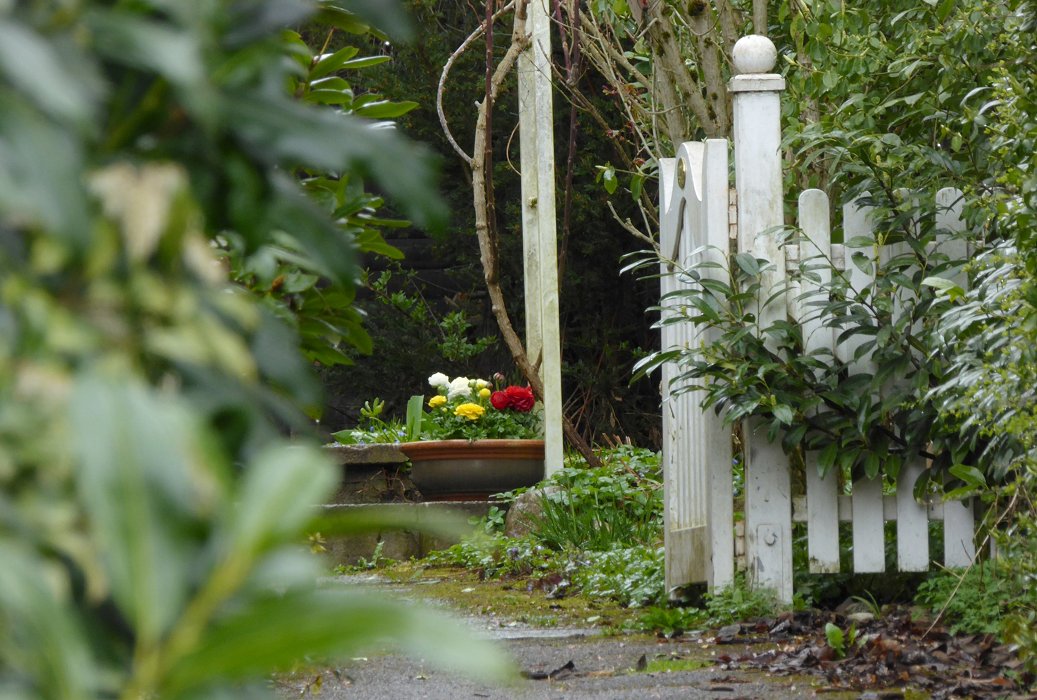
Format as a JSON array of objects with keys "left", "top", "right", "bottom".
[{"left": 729, "top": 35, "right": 793, "bottom": 603}]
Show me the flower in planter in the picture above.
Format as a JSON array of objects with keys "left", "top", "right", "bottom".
[{"left": 411, "top": 373, "right": 542, "bottom": 441}]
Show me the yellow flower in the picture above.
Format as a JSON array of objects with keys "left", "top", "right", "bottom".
[
  {"left": 428, "top": 395, "right": 447, "bottom": 409},
  {"left": 478, "top": 387, "right": 491, "bottom": 399},
  {"left": 454, "top": 402, "right": 485, "bottom": 421}
]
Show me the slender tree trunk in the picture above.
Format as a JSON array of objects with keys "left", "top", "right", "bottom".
[{"left": 753, "top": 0, "right": 768, "bottom": 35}]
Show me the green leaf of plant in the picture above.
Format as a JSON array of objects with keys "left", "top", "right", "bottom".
[
  {"left": 0, "top": 543, "right": 94, "bottom": 700},
  {"left": 309, "top": 45, "right": 360, "bottom": 80},
  {"left": 322, "top": 0, "right": 414, "bottom": 39},
  {"left": 0, "top": 100, "right": 92, "bottom": 245},
  {"left": 231, "top": 92, "right": 447, "bottom": 232},
  {"left": 863, "top": 452, "right": 881, "bottom": 480},
  {"left": 824, "top": 622, "right": 845, "bottom": 657},
  {"left": 355, "top": 99, "right": 418, "bottom": 118},
  {"left": 733, "top": 252, "right": 762, "bottom": 277},
  {"left": 773, "top": 404, "right": 795, "bottom": 425},
  {"left": 71, "top": 374, "right": 224, "bottom": 647},
  {"left": 406, "top": 394, "right": 426, "bottom": 441},
  {"left": 0, "top": 20, "right": 98, "bottom": 125},
  {"left": 86, "top": 9, "right": 214, "bottom": 122},
  {"left": 630, "top": 172, "right": 645, "bottom": 201},
  {"left": 921, "top": 276, "right": 965, "bottom": 301},
  {"left": 164, "top": 590, "right": 514, "bottom": 696},
  {"left": 949, "top": 463, "right": 987, "bottom": 490},
  {"left": 339, "top": 55, "right": 392, "bottom": 71},
  {"left": 225, "top": 443, "right": 337, "bottom": 557}
]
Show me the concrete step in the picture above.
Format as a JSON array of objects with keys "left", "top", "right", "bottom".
[
  {"left": 321, "top": 443, "right": 493, "bottom": 564},
  {"left": 320, "top": 501, "right": 491, "bottom": 565}
]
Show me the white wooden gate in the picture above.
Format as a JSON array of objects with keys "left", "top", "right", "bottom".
[{"left": 659, "top": 36, "right": 977, "bottom": 601}]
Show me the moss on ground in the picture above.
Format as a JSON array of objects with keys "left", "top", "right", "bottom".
[{"left": 376, "top": 561, "right": 649, "bottom": 630}]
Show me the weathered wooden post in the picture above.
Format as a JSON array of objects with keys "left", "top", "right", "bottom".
[
  {"left": 518, "top": 0, "right": 563, "bottom": 475},
  {"left": 729, "top": 35, "right": 793, "bottom": 602}
]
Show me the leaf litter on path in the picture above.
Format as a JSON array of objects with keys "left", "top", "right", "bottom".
[{"left": 708, "top": 607, "right": 1030, "bottom": 699}]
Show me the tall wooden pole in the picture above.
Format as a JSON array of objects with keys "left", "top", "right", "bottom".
[{"left": 517, "top": 0, "right": 564, "bottom": 475}]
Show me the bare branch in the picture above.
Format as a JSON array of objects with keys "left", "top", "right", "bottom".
[
  {"left": 437, "top": 0, "right": 516, "bottom": 165},
  {"left": 607, "top": 201, "right": 659, "bottom": 250}
]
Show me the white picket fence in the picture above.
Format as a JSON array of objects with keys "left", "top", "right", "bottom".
[{"left": 658, "top": 36, "right": 977, "bottom": 602}]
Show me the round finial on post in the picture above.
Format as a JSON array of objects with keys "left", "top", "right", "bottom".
[{"left": 732, "top": 35, "right": 777, "bottom": 74}]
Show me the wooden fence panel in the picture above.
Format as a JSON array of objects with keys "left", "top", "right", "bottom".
[{"left": 661, "top": 34, "right": 980, "bottom": 596}]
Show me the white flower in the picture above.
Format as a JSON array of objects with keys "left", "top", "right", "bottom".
[
  {"left": 474, "top": 378, "right": 490, "bottom": 390},
  {"left": 428, "top": 372, "right": 450, "bottom": 389},
  {"left": 447, "top": 376, "right": 472, "bottom": 399}
]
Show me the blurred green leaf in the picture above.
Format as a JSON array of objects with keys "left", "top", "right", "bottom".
[
  {"left": 0, "top": 20, "right": 99, "bottom": 125},
  {"left": 224, "top": 443, "right": 335, "bottom": 556},
  {"left": 231, "top": 93, "right": 446, "bottom": 232},
  {"left": 322, "top": 0, "right": 414, "bottom": 38},
  {"left": 0, "top": 543, "right": 93, "bottom": 700},
  {"left": 71, "top": 373, "right": 224, "bottom": 646},
  {"left": 165, "top": 589, "right": 514, "bottom": 696}
]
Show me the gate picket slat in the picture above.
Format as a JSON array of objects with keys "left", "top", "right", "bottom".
[
  {"left": 702, "top": 139, "right": 735, "bottom": 591},
  {"left": 659, "top": 155, "right": 694, "bottom": 590},
  {"left": 852, "top": 478, "right": 886, "bottom": 572},
  {"left": 806, "top": 460, "right": 840, "bottom": 573},
  {"left": 796, "top": 190, "right": 840, "bottom": 573},
  {"left": 896, "top": 460, "right": 930, "bottom": 571},
  {"left": 943, "top": 498, "right": 976, "bottom": 567}
]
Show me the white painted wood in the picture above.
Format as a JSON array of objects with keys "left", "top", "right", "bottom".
[
  {"left": 730, "top": 81, "right": 786, "bottom": 339},
  {"left": 943, "top": 497, "right": 976, "bottom": 567},
  {"left": 518, "top": 0, "right": 563, "bottom": 475},
  {"left": 660, "top": 147, "right": 709, "bottom": 590},
  {"left": 659, "top": 156, "right": 691, "bottom": 592},
  {"left": 896, "top": 460, "right": 930, "bottom": 571},
  {"left": 934, "top": 187, "right": 968, "bottom": 287},
  {"left": 660, "top": 39, "right": 978, "bottom": 594},
  {"left": 796, "top": 189, "right": 840, "bottom": 573},
  {"left": 805, "top": 459, "right": 840, "bottom": 573},
  {"left": 796, "top": 190, "right": 833, "bottom": 354},
  {"left": 729, "top": 39, "right": 792, "bottom": 603},
  {"left": 839, "top": 196, "right": 878, "bottom": 370},
  {"left": 659, "top": 139, "right": 734, "bottom": 593},
  {"left": 794, "top": 494, "right": 951, "bottom": 522},
  {"left": 842, "top": 197, "right": 886, "bottom": 574},
  {"left": 933, "top": 188, "right": 974, "bottom": 569},
  {"left": 852, "top": 477, "right": 886, "bottom": 572},
  {"left": 702, "top": 139, "right": 735, "bottom": 592},
  {"left": 743, "top": 419, "right": 793, "bottom": 601}
]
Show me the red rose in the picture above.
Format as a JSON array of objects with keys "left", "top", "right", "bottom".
[
  {"left": 504, "top": 385, "right": 535, "bottom": 412},
  {"left": 490, "top": 391, "right": 511, "bottom": 410}
]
